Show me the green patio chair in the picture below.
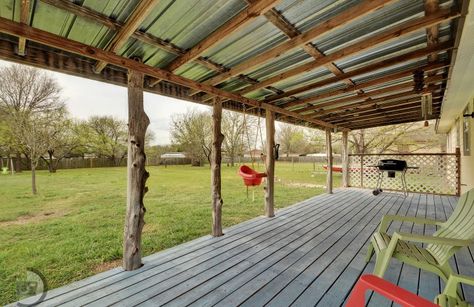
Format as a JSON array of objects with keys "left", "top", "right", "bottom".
[
  {"left": 435, "top": 274, "right": 474, "bottom": 307},
  {"left": 365, "top": 188, "right": 474, "bottom": 285}
]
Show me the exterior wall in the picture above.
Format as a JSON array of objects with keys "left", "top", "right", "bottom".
[{"left": 446, "top": 96, "right": 474, "bottom": 193}]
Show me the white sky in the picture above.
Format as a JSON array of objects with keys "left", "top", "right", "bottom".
[{"left": 0, "top": 59, "right": 211, "bottom": 145}]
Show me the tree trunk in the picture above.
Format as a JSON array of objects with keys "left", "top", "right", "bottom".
[
  {"left": 211, "top": 98, "right": 224, "bottom": 237},
  {"left": 342, "top": 131, "right": 349, "bottom": 188},
  {"left": 123, "top": 68, "right": 150, "bottom": 271},
  {"left": 31, "top": 160, "right": 37, "bottom": 195},
  {"left": 16, "top": 152, "right": 22, "bottom": 172},
  {"left": 326, "top": 129, "right": 333, "bottom": 194},
  {"left": 265, "top": 111, "right": 275, "bottom": 218},
  {"left": 48, "top": 150, "right": 56, "bottom": 173}
]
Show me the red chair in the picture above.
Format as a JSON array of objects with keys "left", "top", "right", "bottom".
[
  {"left": 238, "top": 165, "right": 267, "bottom": 186},
  {"left": 238, "top": 165, "right": 267, "bottom": 200},
  {"left": 346, "top": 274, "right": 438, "bottom": 307}
]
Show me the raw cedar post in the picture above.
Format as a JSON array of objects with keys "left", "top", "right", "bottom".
[
  {"left": 211, "top": 97, "right": 224, "bottom": 237},
  {"left": 342, "top": 130, "right": 349, "bottom": 188},
  {"left": 123, "top": 67, "right": 150, "bottom": 271},
  {"left": 326, "top": 128, "right": 333, "bottom": 194},
  {"left": 265, "top": 110, "right": 275, "bottom": 217}
]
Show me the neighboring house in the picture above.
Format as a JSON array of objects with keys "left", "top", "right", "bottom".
[
  {"left": 438, "top": 18, "right": 474, "bottom": 194},
  {"left": 244, "top": 149, "right": 263, "bottom": 158}
]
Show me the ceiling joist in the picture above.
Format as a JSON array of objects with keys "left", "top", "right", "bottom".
[{"left": 0, "top": 17, "right": 342, "bottom": 131}]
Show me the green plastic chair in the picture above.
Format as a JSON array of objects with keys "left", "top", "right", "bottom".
[
  {"left": 366, "top": 188, "right": 474, "bottom": 286},
  {"left": 435, "top": 274, "right": 474, "bottom": 307}
]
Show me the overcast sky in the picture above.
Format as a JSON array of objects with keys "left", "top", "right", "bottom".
[{"left": 0, "top": 59, "right": 210, "bottom": 145}]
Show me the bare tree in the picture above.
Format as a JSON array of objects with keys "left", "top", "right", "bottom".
[
  {"left": 171, "top": 109, "right": 212, "bottom": 166},
  {"left": 221, "top": 110, "right": 246, "bottom": 166},
  {"left": 277, "top": 123, "right": 306, "bottom": 157},
  {"left": 0, "top": 64, "right": 64, "bottom": 191},
  {"left": 349, "top": 122, "right": 443, "bottom": 154},
  {"left": 9, "top": 111, "right": 57, "bottom": 194}
]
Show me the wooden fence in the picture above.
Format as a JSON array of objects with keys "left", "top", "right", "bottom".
[{"left": 347, "top": 149, "right": 461, "bottom": 196}]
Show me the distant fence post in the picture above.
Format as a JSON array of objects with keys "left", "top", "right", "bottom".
[{"left": 455, "top": 147, "right": 461, "bottom": 196}]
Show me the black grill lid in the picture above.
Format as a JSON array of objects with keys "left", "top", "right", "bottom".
[{"left": 377, "top": 159, "right": 408, "bottom": 171}]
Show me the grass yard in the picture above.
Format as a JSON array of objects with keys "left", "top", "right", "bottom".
[{"left": 0, "top": 162, "right": 340, "bottom": 304}]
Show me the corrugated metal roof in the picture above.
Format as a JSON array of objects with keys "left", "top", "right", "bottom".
[{"left": 0, "top": 0, "right": 459, "bottom": 129}]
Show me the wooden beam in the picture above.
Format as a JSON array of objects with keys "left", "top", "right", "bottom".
[
  {"left": 325, "top": 129, "right": 333, "bottom": 194},
  {"left": 238, "top": 9, "right": 459, "bottom": 95},
  {"left": 94, "top": 0, "right": 160, "bottom": 73},
  {"left": 166, "top": 0, "right": 281, "bottom": 72},
  {"left": 211, "top": 97, "right": 224, "bottom": 237},
  {"left": 346, "top": 112, "right": 440, "bottom": 129},
  {"left": 123, "top": 67, "right": 150, "bottom": 271},
  {"left": 266, "top": 42, "right": 453, "bottom": 103},
  {"left": 310, "top": 90, "right": 432, "bottom": 118},
  {"left": 342, "top": 131, "right": 349, "bottom": 188},
  {"left": 17, "top": 0, "right": 30, "bottom": 56},
  {"left": 326, "top": 98, "right": 442, "bottom": 123},
  {"left": 425, "top": 0, "right": 440, "bottom": 63},
  {"left": 330, "top": 102, "right": 442, "bottom": 124},
  {"left": 0, "top": 17, "right": 343, "bottom": 131},
  {"left": 259, "top": 5, "right": 357, "bottom": 87},
  {"left": 297, "top": 74, "right": 445, "bottom": 114},
  {"left": 197, "top": 0, "right": 395, "bottom": 88},
  {"left": 265, "top": 110, "right": 275, "bottom": 217}
]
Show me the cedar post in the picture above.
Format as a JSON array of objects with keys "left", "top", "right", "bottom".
[
  {"left": 326, "top": 128, "right": 333, "bottom": 194},
  {"left": 123, "top": 67, "right": 150, "bottom": 271},
  {"left": 265, "top": 110, "right": 275, "bottom": 217},
  {"left": 342, "top": 130, "right": 349, "bottom": 188},
  {"left": 211, "top": 97, "right": 224, "bottom": 237}
]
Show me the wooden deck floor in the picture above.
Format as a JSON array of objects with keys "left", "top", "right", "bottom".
[{"left": 17, "top": 189, "right": 474, "bottom": 306}]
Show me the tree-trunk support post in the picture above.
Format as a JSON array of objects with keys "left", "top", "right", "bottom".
[
  {"left": 326, "top": 128, "right": 333, "bottom": 194},
  {"left": 211, "top": 97, "right": 224, "bottom": 237},
  {"left": 265, "top": 110, "right": 275, "bottom": 218},
  {"left": 123, "top": 66, "right": 150, "bottom": 271},
  {"left": 342, "top": 130, "right": 349, "bottom": 188}
]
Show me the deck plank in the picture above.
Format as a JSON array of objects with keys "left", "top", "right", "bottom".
[{"left": 12, "top": 189, "right": 473, "bottom": 307}]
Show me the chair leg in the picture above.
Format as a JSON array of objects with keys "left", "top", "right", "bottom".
[
  {"left": 366, "top": 242, "right": 375, "bottom": 263},
  {"left": 373, "top": 250, "right": 391, "bottom": 277}
]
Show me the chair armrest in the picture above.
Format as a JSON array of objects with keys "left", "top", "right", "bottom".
[
  {"left": 443, "top": 274, "right": 474, "bottom": 297},
  {"left": 378, "top": 215, "right": 444, "bottom": 233},
  {"left": 393, "top": 232, "right": 472, "bottom": 247},
  {"left": 346, "top": 274, "right": 438, "bottom": 307}
]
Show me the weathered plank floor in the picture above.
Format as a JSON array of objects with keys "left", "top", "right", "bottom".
[{"left": 17, "top": 189, "right": 474, "bottom": 306}]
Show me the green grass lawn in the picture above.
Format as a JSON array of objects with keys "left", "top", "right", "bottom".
[{"left": 0, "top": 162, "right": 340, "bottom": 304}]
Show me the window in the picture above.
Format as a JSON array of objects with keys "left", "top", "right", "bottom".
[{"left": 463, "top": 101, "right": 472, "bottom": 156}]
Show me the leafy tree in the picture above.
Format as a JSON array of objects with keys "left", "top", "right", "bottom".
[
  {"left": 83, "top": 116, "right": 128, "bottom": 166},
  {"left": 221, "top": 110, "right": 247, "bottom": 166}
]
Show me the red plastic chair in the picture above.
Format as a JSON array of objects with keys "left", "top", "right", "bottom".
[
  {"left": 346, "top": 274, "right": 438, "bottom": 307},
  {"left": 238, "top": 165, "right": 267, "bottom": 187}
]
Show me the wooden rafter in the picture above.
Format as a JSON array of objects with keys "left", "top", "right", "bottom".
[
  {"left": 327, "top": 99, "right": 442, "bottom": 123},
  {"left": 17, "top": 0, "right": 30, "bottom": 56},
  {"left": 193, "top": 0, "right": 394, "bottom": 89},
  {"left": 296, "top": 74, "right": 445, "bottom": 114},
  {"left": 166, "top": 0, "right": 282, "bottom": 72},
  {"left": 0, "top": 17, "right": 342, "bottom": 131},
  {"left": 346, "top": 113, "right": 439, "bottom": 129},
  {"left": 94, "top": 0, "right": 160, "bottom": 73},
  {"left": 309, "top": 88, "right": 439, "bottom": 118},
  {"left": 425, "top": 0, "right": 440, "bottom": 63},
  {"left": 267, "top": 42, "right": 453, "bottom": 104},
  {"left": 237, "top": 9, "right": 459, "bottom": 95}
]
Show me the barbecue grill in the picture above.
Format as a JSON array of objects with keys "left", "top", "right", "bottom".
[{"left": 370, "top": 159, "right": 418, "bottom": 197}]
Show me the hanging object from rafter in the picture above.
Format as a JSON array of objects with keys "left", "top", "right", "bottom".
[
  {"left": 413, "top": 69, "right": 425, "bottom": 93},
  {"left": 421, "top": 92, "right": 433, "bottom": 126}
]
